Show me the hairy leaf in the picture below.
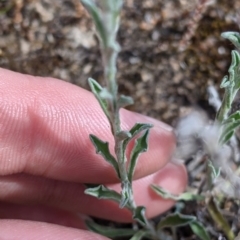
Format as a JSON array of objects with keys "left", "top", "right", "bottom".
[
  {"left": 221, "top": 31, "right": 240, "bottom": 50},
  {"left": 219, "top": 119, "right": 240, "bottom": 144},
  {"left": 119, "top": 180, "right": 131, "bottom": 208},
  {"left": 133, "top": 206, "right": 147, "bottom": 226},
  {"left": 190, "top": 221, "right": 211, "bottom": 240},
  {"left": 85, "top": 185, "right": 121, "bottom": 201},
  {"left": 128, "top": 130, "right": 150, "bottom": 182},
  {"left": 216, "top": 50, "right": 240, "bottom": 122},
  {"left": 90, "top": 134, "right": 120, "bottom": 178},
  {"left": 117, "top": 130, "right": 132, "bottom": 141},
  {"left": 86, "top": 220, "right": 137, "bottom": 238},
  {"left": 122, "top": 123, "right": 153, "bottom": 150},
  {"left": 117, "top": 95, "right": 134, "bottom": 108},
  {"left": 85, "top": 185, "right": 133, "bottom": 210},
  {"left": 151, "top": 184, "right": 203, "bottom": 201},
  {"left": 157, "top": 213, "right": 196, "bottom": 229},
  {"left": 88, "top": 78, "right": 110, "bottom": 120},
  {"left": 81, "top": 0, "right": 107, "bottom": 47},
  {"left": 129, "top": 230, "right": 149, "bottom": 240}
]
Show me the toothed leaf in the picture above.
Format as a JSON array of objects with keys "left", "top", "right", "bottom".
[
  {"left": 90, "top": 134, "right": 120, "bottom": 178},
  {"left": 133, "top": 206, "right": 147, "bottom": 226},
  {"left": 128, "top": 130, "right": 150, "bottom": 182},
  {"left": 88, "top": 78, "right": 110, "bottom": 120}
]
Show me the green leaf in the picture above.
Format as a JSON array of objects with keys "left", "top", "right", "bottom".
[
  {"left": 85, "top": 220, "right": 137, "bottom": 238},
  {"left": 99, "top": 88, "right": 113, "bottom": 100},
  {"left": 151, "top": 184, "right": 204, "bottom": 201},
  {"left": 190, "top": 221, "right": 211, "bottom": 240},
  {"left": 222, "top": 110, "right": 240, "bottom": 124},
  {"left": 208, "top": 160, "right": 221, "bottom": 179},
  {"left": 128, "top": 130, "right": 150, "bottom": 183},
  {"left": 117, "top": 130, "right": 132, "bottom": 141},
  {"left": 84, "top": 185, "right": 121, "bottom": 201},
  {"left": 221, "top": 31, "right": 240, "bottom": 50},
  {"left": 120, "top": 180, "right": 131, "bottom": 208},
  {"left": 219, "top": 119, "right": 240, "bottom": 144},
  {"left": 81, "top": 0, "right": 108, "bottom": 47},
  {"left": 133, "top": 206, "right": 148, "bottom": 226},
  {"left": 88, "top": 78, "right": 110, "bottom": 120},
  {"left": 123, "top": 123, "right": 153, "bottom": 150},
  {"left": 229, "top": 50, "right": 240, "bottom": 90},
  {"left": 216, "top": 50, "right": 240, "bottom": 122},
  {"left": 85, "top": 185, "right": 133, "bottom": 210},
  {"left": 157, "top": 213, "right": 196, "bottom": 229},
  {"left": 89, "top": 134, "right": 120, "bottom": 178},
  {"left": 117, "top": 95, "right": 134, "bottom": 108},
  {"left": 220, "top": 75, "right": 230, "bottom": 88},
  {"left": 129, "top": 230, "right": 149, "bottom": 240}
]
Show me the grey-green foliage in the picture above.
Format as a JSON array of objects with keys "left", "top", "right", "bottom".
[
  {"left": 81, "top": 0, "right": 156, "bottom": 238},
  {"left": 81, "top": 0, "right": 240, "bottom": 239},
  {"left": 216, "top": 32, "right": 240, "bottom": 144}
]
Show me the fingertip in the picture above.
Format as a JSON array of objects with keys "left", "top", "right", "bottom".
[
  {"left": 0, "top": 220, "right": 110, "bottom": 240},
  {"left": 133, "top": 161, "right": 187, "bottom": 219}
]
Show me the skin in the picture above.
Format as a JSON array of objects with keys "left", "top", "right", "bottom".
[{"left": 0, "top": 68, "right": 187, "bottom": 240}]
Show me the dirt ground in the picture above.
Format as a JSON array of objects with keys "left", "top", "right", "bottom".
[{"left": 1, "top": 0, "right": 240, "bottom": 239}]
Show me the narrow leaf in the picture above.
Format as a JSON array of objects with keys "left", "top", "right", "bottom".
[
  {"left": 229, "top": 50, "right": 240, "bottom": 90},
  {"left": 118, "top": 95, "right": 134, "bottom": 108},
  {"left": 133, "top": 206, "right": 148, "bottom": 226},
  {"left": 85, "top": 185, "right": 133, "bottom": 210},
  {"left": 128, "top": 130, "right": 150, "bottom": 182},
  {"left": 117, "top": 130, "right": 132, "bottom": 141},
  {"left": 86, "top": 220, "right": 137, "bottom": 238},
  {"left": 221, "top": 31, "right": 240, "bottom": 50},
  {"left": 129, "top": 230, "right": 149, "bottom": 240},
  {"left": 208, "top": 161, "right": 221, "bottom": 179},
  {"left": 227, "top": 110, "right": 240, "bottom": 121},
  {"left": 122, "top": 123, "right": 153, "bottom": 150},
  {"left": 221, "top": 110, "right": 240, "bottom": 126},
  {"left": 157, "top": 213, "right": 196, "bottom": 229},
  {"left": 190, "top": 221, "right": 211, "bottom": 240},
  {"left": 85, "top": 185, "right": 121, "bottom": 201},
  {"left": 120, "top": 180, "right": 131, "bottom": 208},
  {"left": 90, "top": 134, "right": 120, "bottom": 178},
  {"left": 219, "top": 119, "right": 240, "bottom": 144},
  {"left": 81, "top": 0, "right": 108, "bottom": 47},
  {"left": 88, "top": 78, "right": 110, "bottom": 120},
  {"left": 220, "top": 75, "right": 229, "bottom": 88},
  {"left": 151, "top": 184, "right": 203, "bottom": 201}
]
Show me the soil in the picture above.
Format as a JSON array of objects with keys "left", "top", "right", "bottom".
[{"left": 1, "top": 0, "right": 240, "bottom": 239}]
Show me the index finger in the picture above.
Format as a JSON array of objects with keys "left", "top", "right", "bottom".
[{"left": 0, "top": 68, "right": 175, "bottom": 183}]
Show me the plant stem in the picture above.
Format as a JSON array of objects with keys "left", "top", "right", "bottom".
[{"left": 98, "top": 0, "right": 157, "bottom": 237}]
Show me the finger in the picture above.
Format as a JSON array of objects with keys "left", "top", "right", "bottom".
[
  {"left": 0, "top": 162, "right": 187, "bottom": 222},
  {"left": 0, "top": 202, "right": 86, "bottom": 229},
  {"left": 0, "top": 68, "right": 175, "bottom": 183},
  {"left": 0, "top": 219, "right": 110, "bottom": 240}
]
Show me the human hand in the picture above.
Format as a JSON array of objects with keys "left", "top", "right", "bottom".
[{"left": 0, "top": 68, "right": 187, "bottom": 239}]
